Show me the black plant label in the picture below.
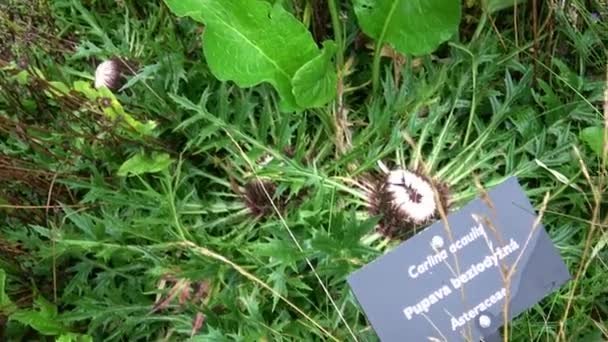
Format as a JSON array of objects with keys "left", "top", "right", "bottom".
[{"left": 348, "top": 177, "right": 570, "bottom": 342}]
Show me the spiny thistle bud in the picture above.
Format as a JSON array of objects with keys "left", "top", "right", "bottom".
[
  {"left": 365, "top": 166, "right": 450, "bottom": 239},
  {"left": 232, "top": 179, "right": 285, "bottom": 218},
  {"left": 94, "top": 57, "right": 134, "bottom": 91},
  {"left": 231, "top": 146, "right": 307, "bottom": 219}
]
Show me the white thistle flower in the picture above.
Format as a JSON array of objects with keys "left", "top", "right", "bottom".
[
  {"left": 386, "top": 169, "right": 437, "bottom": 223},
  {"left": 363, "top": 162, "right": 450, "bottom": 239},
  {"left": 94, "top": 58, "right": 126, "bottom": 91}
]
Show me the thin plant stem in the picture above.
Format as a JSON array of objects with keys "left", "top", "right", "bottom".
[
  {"left": 302, "top": 0, "right": 312, "bottom": 28},
  {"left": 327, "top": 0, "right": 343, "bottom": 67},
  {"left": 370, "top": 0, "right": 399, "bottom": 92},
  {"left": 372, "top": 39, "right": 383, "bottom": 93},
  {"left": 463, "top": 59, "right": 478, "bottom": 145}
]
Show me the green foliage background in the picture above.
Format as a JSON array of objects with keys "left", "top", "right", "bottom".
[{"left": 0, "top": 0, "right": 607, "bottom": 341}]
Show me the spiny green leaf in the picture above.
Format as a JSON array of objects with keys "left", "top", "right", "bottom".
[
  {"left": 117, "top": 152, "right": 173, "bottom": 176},
  {"left": 353, "top": 0, "right": 461, "bottom": 55},
  {"left": 345, "top": 216, "right": 381, "bottom": 245},
  {"left": 292, "top": 41, "right": 337, "bottom": 108},
  {"left": 9, "top": 296, "right": 66, "bottom": 336},
  {"left": 34, "top": 296, "right": 58, "bottom": 318},
  {"left": 163, "top": 0, "right": 335, "bottom": 110},
  {"left": 10, "top": 311, "right": 66, "bottom": 335},
  {"left": 251, "top": 239, "right": 302, "bottom": 268}
]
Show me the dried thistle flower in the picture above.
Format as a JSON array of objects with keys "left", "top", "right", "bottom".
[
  {"left": 232, "top": 179, "right": 285, "bottom": 218},
  {"left": 153, "top": 276, "right": 210, "bottom": 313},
  {"left": 364, "top": 166, "right": 450, "bottom": 239},
  {"left": 94, "top": 57, "right": 134, "bottom": 91},
  {"left": 231, "top": 146, "right": 307, "bottom": 219}
]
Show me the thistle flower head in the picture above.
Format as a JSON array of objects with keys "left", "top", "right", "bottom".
[
  {"left": 364, "top": 165, "right": 450, "bottom": 239},
  {"left": 386, "top": 169, "right": 437, "bottom": 223},
  {"left": 232, "top": 179, "right": 284, "bottom": 218},
  {"left": 232, "top": 146, "right": 305, "bottom": 219},
  {"left": 94, "top": 57, "right": 132, "bottom": 91}
]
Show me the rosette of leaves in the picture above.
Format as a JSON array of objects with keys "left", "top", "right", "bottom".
[{"left": 163, "top": 0, "right": 337, "bottom": 111}]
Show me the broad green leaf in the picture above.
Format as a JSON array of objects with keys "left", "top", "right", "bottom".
[
  {"left": 292, "top": 41, "right": 337, "bottom": 108},
  {"left": 353, "top": 0, "right": 461, "bottom": 55},
  {"left": 164, "top": 0, "right": 333, "bottom": 110},
  {"left": 117, "top": 152, "right": 173, "bottom": 177},
  {"left": 580, "top": 126, "right": 605, "bottom": 157},
  {"left": 484, "top": 0, "right": 526, "bottom": 13}
]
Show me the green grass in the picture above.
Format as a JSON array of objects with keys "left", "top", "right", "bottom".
[{"left": 0, "top": 0, "right": 607, "bottom": 341}]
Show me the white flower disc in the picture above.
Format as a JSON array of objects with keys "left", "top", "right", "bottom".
[
  {"left": 94, "top": 60, "right": 118, "bottom": 89},
  {"left": 386, "top": 169, "right": 436, "bottom": 223}
]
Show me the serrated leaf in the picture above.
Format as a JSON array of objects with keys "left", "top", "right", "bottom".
[
  {"left": 310, "top": 234, "right": 337, "bottom": 254},
  {"left": 9, "top": 297, "right": 66, "bottom": 336},
  {"left": 117, "top": 152, "right": 173, "bottom": 177},
  {"left": 164, "top": 0, "right": 334, "bottom": 110},
  {"left": 251, "top": 239, "right": 302, "bottom": 268},
  {"left": 34, "top": 296, "right": 58, "bottom": 318},
  {"left": 353, "top": 0, "right": 461, "bottom": 55},
  {"left": 10, "top": 311, "right": 66, "bottom": 335},
  {"left": 268, "top": 269, "right": 287, "bottom": 310},
  {"left": 292, "top": 41, "right": 337, "bottom": 108},
  {"left": 347, "top": 216, "right": 381, "bottom": 245},
  {"left": 580, "top": 126, "right": 605, "bottom": 157}
]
